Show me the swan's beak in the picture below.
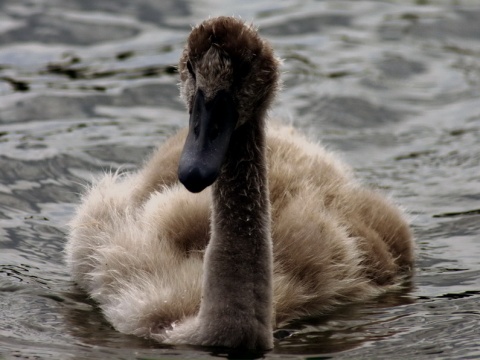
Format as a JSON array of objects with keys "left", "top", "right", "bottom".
[{"left": 178, "top": 89, "right": 238, "bottom": 193}]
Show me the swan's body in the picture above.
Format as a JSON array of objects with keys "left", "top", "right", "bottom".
[{"left": 66, "top": 17, "right": 413, "bottom": 350}]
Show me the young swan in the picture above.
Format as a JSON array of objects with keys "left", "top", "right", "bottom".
[{"left": 66, "top": 17, "right": 414, "bottom": 350}]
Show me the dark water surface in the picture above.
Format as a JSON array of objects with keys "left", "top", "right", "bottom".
[{"left": 1, "top": 0, "right": 479, "bottom": 359}]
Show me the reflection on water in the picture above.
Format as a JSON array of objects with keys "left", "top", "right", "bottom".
[{"left": 0, "top": 0, "right": 479, "bottom": 358}]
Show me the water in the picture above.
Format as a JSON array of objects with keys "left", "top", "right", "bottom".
[{"left": 0, "top": 0, "right": 479, "bottom": 358}]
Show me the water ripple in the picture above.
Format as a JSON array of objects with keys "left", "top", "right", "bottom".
[{"left": 0, "top": 0, "right": 479, "bottom": 358}]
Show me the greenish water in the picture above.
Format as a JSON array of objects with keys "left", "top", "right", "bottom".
[{"left": 0, "top": 0, "right": 479, "bottom": 359}]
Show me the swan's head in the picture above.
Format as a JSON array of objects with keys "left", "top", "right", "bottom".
[{"left": 177, "top": 16, "right": 280, "bottom": 193}]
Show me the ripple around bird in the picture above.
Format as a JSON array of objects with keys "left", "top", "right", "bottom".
[{"left": 0, "top": 0, "right": 479, "bottom": 358}]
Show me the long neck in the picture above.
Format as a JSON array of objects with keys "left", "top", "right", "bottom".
[{"left": 197, "top": 114, "right": 273, "bottom": 349}]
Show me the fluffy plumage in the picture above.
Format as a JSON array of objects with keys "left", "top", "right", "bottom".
[{"left": 66, "top": 16, "right": 414, "bottom": 350}]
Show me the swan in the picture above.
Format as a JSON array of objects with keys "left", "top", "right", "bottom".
[{"left": 65, "top": 16, "right": 414, "bottom": 350}]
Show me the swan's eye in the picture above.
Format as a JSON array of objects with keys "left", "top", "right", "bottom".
[{"left": 186, "top": 60, "right": 196, "bottom": 80}]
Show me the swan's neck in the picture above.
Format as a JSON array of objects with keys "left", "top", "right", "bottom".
[{"left": 198, "top": 115, "right": 273, "bottom": 349}]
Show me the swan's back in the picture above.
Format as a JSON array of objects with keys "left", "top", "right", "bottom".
[{"left": 66, "top": 123, "right": 413, "bottom": 334}]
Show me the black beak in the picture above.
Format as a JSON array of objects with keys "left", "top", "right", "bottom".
[{"left": 178, "top": 89, "right": 238, "bottom": 193}]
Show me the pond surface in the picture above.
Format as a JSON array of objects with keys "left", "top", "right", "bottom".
[{"left": 0, "top": 0, "right": 479, "bottom": 359}]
